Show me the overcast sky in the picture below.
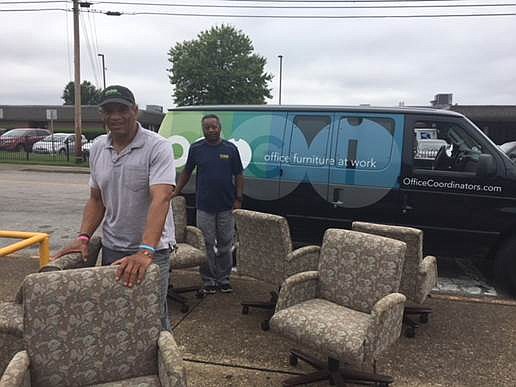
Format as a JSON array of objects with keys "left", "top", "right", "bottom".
[{"left": 1, "top": 1, "right": 515, "bottom": 110}]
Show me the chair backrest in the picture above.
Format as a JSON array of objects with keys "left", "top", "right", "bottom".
[
  {"left": 172, "top": 195, "right": 188, "bottom": 243},
  {"left": 319, "top": 229, "right": 406, "bottom": 314},
  {"left": 234, "top": 209, "right": 293, "bottom": 286},
  {"left": 352, "top": 221, "right": 422, "bottom": 299},
  {"left": 22, "top": 265, "right": 162, "bottom": 387}
]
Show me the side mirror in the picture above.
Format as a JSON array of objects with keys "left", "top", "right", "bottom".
[{"left": 477, "top": 154, "right": 496, "bottom": 177}]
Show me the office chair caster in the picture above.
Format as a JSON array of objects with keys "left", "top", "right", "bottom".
[
  {"left": 242, "top": 305, "right": 249, "bottom": 315},
  {"left": 420, "top": 313, "right": 429, "bottom": 324},
  {"left": 289, "top": 353, "right": 298, "bottom": 366},
  {"left": 260, "top": 319, "right": 270, "bottom": 331}
]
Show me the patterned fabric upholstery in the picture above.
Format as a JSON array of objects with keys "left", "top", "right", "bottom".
[
  {"left": 271, "top": 228, "right": 407, "bottom": 366},
  {"left": 0, "top": 303, "right": 23, "bottom": 337},
  {"left": 352, "top": 221, "right": 438, "bottom": 304},
  {"left": 172, "top": 196, "right": 188, "bottom": 244},
  {"left": 39, "top": 236, "right": 102, "bottom": 273},
  {"left": 171, "top": 243, "right": 205, "bottom": 269},
  {"left": 158, "top": 331, "right": 188, "bottom": 387},
  {"left": 0, "top": 350, "right": 30, "bottom": 387},
  {"left": 23, "top": 266, "right": 162, "bottom": 387},
  {"left": 234, "top": 209, "right": 320, "bottom": 287},
  {"left": 170, "top": 196, "right": 206, "bottom": 269},
  {"left": 90, "top": 375, "right": 160, "bottom": 386},
  {"left": 319, "top": 229, "right": 406, "bottom": 314}
]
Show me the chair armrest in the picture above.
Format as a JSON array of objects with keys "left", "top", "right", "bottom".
[
  {"left": 184, "top": 226, "right": 206, "bottom": 253},
  {"left": 285, "top": 245, "right": 320, "bottom": 278},
  {"left": 0, "top": 350, "right": 30, "bottom": 387},
  {"left": 275, "top": 271, "right": 319, "bottom": 313},
  {"left": 40, "top": 236, "right": 102, "bottom": 273},
  {"left": 158, "top": 331, "right": 187, "bottom": 387},
  {"left": 0, "top": 303, "right": 23, "bottom": 337},
  {"left": 365, "top": 293, "right": 406, "bottom": 364},
  {"left": 415, "top": 255, "right": 438, "bottom": 304}
]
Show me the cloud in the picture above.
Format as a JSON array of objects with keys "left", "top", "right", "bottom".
[{"left": 1, "top": 5, "right": 515, "bottom": 109}]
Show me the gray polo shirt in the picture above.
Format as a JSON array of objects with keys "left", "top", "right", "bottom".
[{"left": 89, "top": 124, "right": 176, "bottom": 251}]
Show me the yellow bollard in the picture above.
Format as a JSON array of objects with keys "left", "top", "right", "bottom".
[{"left": 0, "top": 231, "right": 51, "bottom": 268}]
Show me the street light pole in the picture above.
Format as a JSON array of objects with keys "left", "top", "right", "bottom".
[
  {"left": 278, "top": 55, "right": 283, "bottom": 105},
  {"left": 98, "top": 53, "right": 106, "bottom": 89}
]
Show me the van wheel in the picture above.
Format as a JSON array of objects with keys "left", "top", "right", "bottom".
[{"left": 494, "top": 237, "right": 516, "bottom": 297}]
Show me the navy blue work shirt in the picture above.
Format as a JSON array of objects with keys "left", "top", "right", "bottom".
[{"left": 184, "top": 139, "right": 243, "bottom": 213}]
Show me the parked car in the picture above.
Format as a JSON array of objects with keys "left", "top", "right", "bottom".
[
  {"left": 0, "top": 128, "right": 9, "bottom": 136},
  {"left": 0, "top": 128, "right": 50, "bottom": 152},
  {"left": 32, "top": 133, "right": 87, "bottom": 155},
  {"left": 82, "top": 134, "right": 107, "bottom": 161},
  {"left": 500, "top": 141, "right": 516, "bottom": 161}
]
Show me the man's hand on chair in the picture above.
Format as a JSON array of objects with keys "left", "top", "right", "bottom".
[
  {"left": 51, "top": 237, "right": 90, "bottom": 262},
  {"left": 113, "top": 252, "right": 152, "bottom": 288}
]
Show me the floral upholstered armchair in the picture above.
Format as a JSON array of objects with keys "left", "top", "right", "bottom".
[
  {"left": 168, "top": 195, "right": 207, "bottom": 313},
  {"left": 0, "top": 238, "right": 102, "bottom": 375},
  {"left": 233, "top": 209, "right": 321, "bottom": 330},
  {"left": 0, "top": 265, "right": 187, "bottom": 387},
  {"left": 352, "top": 221, "right": 438, "bottom": 337},
  {"left": 270, "top": 229, "right": 407, "bottom": 387}
]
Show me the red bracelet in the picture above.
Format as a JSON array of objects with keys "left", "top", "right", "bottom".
[{"left": 78, "top": 234, "right": 90, "bottom": 242}]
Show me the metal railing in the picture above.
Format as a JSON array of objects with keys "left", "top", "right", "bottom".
[
  {"left": 0, "top": 137, "right": 87, "bottom": 162},
  {"left": 0, "top": 231, "right": 50, "bottom": 267}
]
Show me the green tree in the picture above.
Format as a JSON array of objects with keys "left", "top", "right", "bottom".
[
  {"left": 167, "top": 25, "right": 273, "bottom": 106},
  {"left": 62, "top": 80, "right": 102, "bottom": 105}
]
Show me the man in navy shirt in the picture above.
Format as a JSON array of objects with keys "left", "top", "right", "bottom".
[{"left": 173, "top": 114, "right": 244, "bottom": 294}]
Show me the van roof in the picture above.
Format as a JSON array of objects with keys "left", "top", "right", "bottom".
[{"left": 169, "top": 105, "right": 464, "bottom": 117}]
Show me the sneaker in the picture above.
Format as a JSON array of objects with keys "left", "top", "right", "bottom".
[
  {"left": 201, "top": 285, "right": 218, "bottom": 295},
  {"left": 219, "top": 284, "right": 233, "bottom": 293}
]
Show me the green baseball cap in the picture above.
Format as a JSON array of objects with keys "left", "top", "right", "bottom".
[{"left": 99, "top": 85, "right": 135, "bottom": 107}]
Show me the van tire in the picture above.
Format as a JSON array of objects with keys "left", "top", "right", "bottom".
[{"left": 494, "top": 237, "right": 516, "bottom": 297}]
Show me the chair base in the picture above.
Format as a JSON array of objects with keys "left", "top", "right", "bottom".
[
  {"left": 167, "top": 285, "right": 204, "bottom": 313},
  {"left": 403, "top": 306, "right": 432, "bottom": 338},
  {"left": 283, "top": 349, "right": 393, "bottom": 387},
  {"left": 241, "top": 291, "right": 278, "bottom": 331}
]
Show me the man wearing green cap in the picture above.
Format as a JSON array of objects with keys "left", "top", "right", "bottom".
[{"left": 53, "top": 85, "right": 176, "bottom": 330}]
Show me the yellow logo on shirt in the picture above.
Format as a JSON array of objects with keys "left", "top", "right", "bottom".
[{"left": 219, "top": 153, "right": 229, "bottom": 160}]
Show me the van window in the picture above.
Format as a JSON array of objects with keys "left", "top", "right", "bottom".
[
  {"left": 336, "top": 116, "right": 395, "bottom": 170},
  {"left": 411, "top": 120, "right": 487, "bottom": 173},
  {"left": 293, "top": 115, "right": 331, "bottom": 145}
]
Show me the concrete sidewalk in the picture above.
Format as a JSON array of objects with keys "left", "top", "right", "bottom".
[{"left": 1, "top": 256, "right": 515, "bottom": 386}]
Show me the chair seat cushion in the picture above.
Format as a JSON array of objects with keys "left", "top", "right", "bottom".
[
  {"left": 172, "top": 243, "right": 206, "bottom": 269},
  {"left": 0, "top": 302, "right": 23, "bottom": 337},
  {"left": 91, "top": 374, "right": 160, "bottom": 386},
  {"left": 270, "top": 298, "right": 371, "bottom": 365}
]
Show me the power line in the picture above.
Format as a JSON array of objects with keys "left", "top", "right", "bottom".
[
  {"left": 1, "top": 1, "right": 69, "bottom": 4},
  {"left": 84, "top": 7, "right": 516, "bottom": 17},
  {"left": 206, "top": 0, "right": 506, "bottom": 2},
  {"left": 2, "top": 6, "right": 515, "bottom": 17},
  {"left": 0, "top": 8, "right": 69, "bottom": 12},
  {"left": 93, "top": 1, "right": 516, "bottom": 10}
]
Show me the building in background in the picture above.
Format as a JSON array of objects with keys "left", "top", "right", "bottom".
[
  {"left": 430, "top": 94, "right": 516, "bottom": 145},
  {"left": 0, "top": 105, "right": 164, "bottom": 138}
]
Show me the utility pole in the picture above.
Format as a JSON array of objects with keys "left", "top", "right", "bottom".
[
  {"left": 73, "top": 0, "right": 82, "bottom": 162},
  {"left": 98, "top": 53, "right": 106, "bottom": 89},
  {"left": 278, "top": 55, "right": 283, "bottom": 105}
]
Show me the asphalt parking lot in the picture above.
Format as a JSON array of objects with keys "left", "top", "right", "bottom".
[{"left": 0, "top": 164, "right": 507, "bottom": 299}]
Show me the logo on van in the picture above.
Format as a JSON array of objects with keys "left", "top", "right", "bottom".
[{"left": 168, "top": 135, "right": 253, "bottom": 170}]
